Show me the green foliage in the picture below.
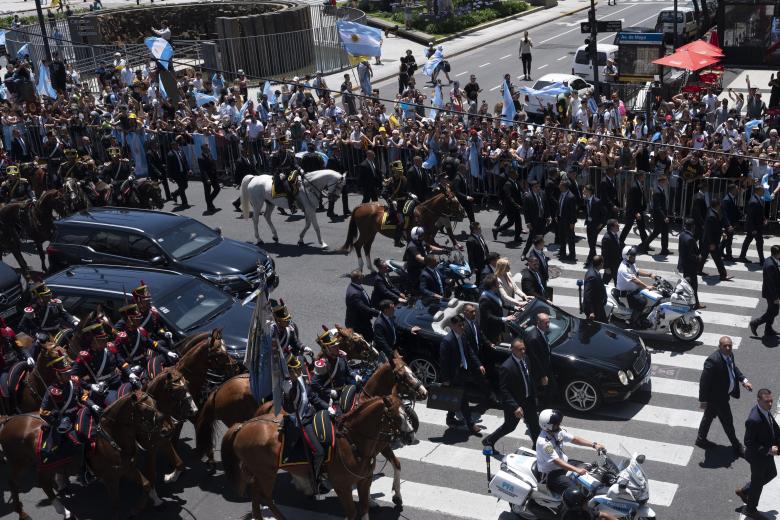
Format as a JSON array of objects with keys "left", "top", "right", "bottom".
[{"left": 379, "top": 0, "right": 528, "bottom": 35}]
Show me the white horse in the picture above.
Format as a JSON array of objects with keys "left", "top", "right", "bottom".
[{"left": 239, "top": 169, "right": 345, "bottom": 248}]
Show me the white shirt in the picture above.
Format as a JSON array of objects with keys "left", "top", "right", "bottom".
[
  {"left": 536, "top": 428, "right": 574, "bottom": 474},
  {"left": 246, "top": 120, "right": 265, "bottom": 139},
  {"left": 153, "top": 26, "right": 172, "bottom": 40},
  {"left": 616, "top": 261, "right": 640, "bottom": 291}
]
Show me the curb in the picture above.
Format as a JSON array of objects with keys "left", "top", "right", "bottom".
[{"left": 365, "top": 1, "right": 593, "bottom": 88}]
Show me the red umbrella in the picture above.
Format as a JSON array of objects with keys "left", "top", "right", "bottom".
[
  {"left": 676, "top": 39, "right": 724, "bottom": 57},
  {"left": 652, "top": 49, "right": 720, "bottom": 71}
]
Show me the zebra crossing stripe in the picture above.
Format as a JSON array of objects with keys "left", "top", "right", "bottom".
[
  {"left": 571, "top": 224, "right": 780, "bottom": 249},
  {"left": 561, "top": 246, "right": 759, "bottom": 273}
]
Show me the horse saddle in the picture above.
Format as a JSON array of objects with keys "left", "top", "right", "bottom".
[
  {"left": 146, "top": 352, "right": 173, "bottom": 381},
  {"left": 338, "top": 384, "right": 358, "bottom": 414},
  {"left": 278, "top": 410, "right": 335, "bottom": 469},
  {"left": 0, "top": 361, "right": 29, "bottom": 410},
  {"left": 36, "top": 421, "right": 82, "bottom": 471},
  {"left": 272, "top": 172, "right": 300, "bottom": 199},
  {"left": 381, "top": 200, "right": 416, "bottom": 231}
]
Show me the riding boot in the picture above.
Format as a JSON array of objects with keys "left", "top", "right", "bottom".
[
  {"left": 288, "top": 194, "right": 297, "bottom": 214},
  {"left": 394, "top": 224, "right": 405, "bottom": 247}
]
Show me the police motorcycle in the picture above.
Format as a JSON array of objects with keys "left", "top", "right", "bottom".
[
  {"left": 387, "top": 248, "right": 478, "bottom": 300},
  {"left": 598, "top": 247, "right": 703, "bottom": 342},
  {"left": 485, "top": 445, "right": 655, "bottom": 519}
]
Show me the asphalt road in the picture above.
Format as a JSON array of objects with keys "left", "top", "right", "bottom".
[{"left": 5, "top": 2, "right": 780, "bottom": 518}]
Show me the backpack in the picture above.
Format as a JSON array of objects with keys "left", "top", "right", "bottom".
[{"left": 443, "top": 60, "right": 451, "bottom": 73}]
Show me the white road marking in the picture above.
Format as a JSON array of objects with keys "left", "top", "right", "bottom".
[
  {"left": 479, "top": 62, "right": 491, "bottom": 68},
  {"left": 489, "top": 84, "right": 501, "bottom": 91},
  {"left": 651, "top": 376, "right": 700, "bottom": 398},
  {"left": 500, "top": 54, "right": 511, "bottom": 60},
  {"left": 455, "top": 71, "right": 468, "bottom": 77},
  {"left": 557, "top": 55, "right": 568, "bottom": 61},
  {"left": 537, "top": 64, "right": 549, "bottom": 70}
]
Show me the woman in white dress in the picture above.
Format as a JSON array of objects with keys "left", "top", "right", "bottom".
[{"left": 495, "top": 257, "right": 532, "bottom": 310}]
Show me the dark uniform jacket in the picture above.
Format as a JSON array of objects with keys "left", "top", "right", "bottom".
[
  {"left": 582, "top": 266, "right": 607, "bottom": 317},
  {"left": 18, "top": 299, "right": 78, "bottom": 335},
  {"left": 309, "top": 356, "right": 356, "bottom": 410}
]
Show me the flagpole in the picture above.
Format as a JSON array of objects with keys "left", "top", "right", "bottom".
[{"left": 34, "top": 0, "right": 52, "bottom": 62}]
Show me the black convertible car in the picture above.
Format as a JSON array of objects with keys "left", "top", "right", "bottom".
[{"left": 394, "top": 298, "right": 651, "bottom": 412}]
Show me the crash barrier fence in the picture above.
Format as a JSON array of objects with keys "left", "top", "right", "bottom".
[{"left": 3, "top": 119, "right": 779, "bottom": 223}]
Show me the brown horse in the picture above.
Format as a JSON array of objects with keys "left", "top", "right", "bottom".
[
  {"left": 193, "top": 325, "right": 378, "bottom": 468},
  {"left": 221, "top": 393, "right": 410, "bottom": 520},
  {"left": 20, "top": 161, "right": 48, "bottom": 196},
  {"left": 1, "top": 189, "right": 67, "bottom": 272},
  {"left": 0, "top": 203, "right": 30, "bottom": 274},
  {"left": 154, "top": 328, "right": 239, "bottom": 484},
  {"left": 339, "top": 185, "right": 465, "bottom": 272},
  {"left": 62, "top": 177, "right": 91, "bottom": 214},
  {"left": 133, "top": 179, "right": 165, "bottom": 210},
  {"left": 4, "top": 338, "right": 66, "bottom": 413},
  {"left": 0, "top": 390, "right": 165, "bottom": 520}
]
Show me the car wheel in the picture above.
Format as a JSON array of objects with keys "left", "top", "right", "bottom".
[
  {"left": 563, "top": 379, "right": 601, "bottom": 412},
  {"left": 408, "top": 357, "right": 439, "bottom": 386},
  {"left": 670, "top": 316, "right": 704, "bottom": 342}
]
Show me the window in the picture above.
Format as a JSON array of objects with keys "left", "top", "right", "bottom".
[
  {"left": 128, "top": 234, "right": 161, "bottom": 261},
  {"left": 570, "top": 79, "right": 589, "bottom": 91},
  {"left": 156, "top": 220, "right": 220, "bottom": 260},
  {"left": 88, "top": 230, "right": 128, "bottom": 256},
  {"left": 54, "top": 226, "right": 90, "bottom": 246},
  {"left": 657, "top": 11, "right": 683, "bottom": 23},
  {"left": 575, "top": 50, "right": 590, "bottom": 65},
  {"left": 685, "top": 12, "right": 694, "bottom": 22},
  {"left": 155, "top": 280, "right": 231, "bottom": 331}
]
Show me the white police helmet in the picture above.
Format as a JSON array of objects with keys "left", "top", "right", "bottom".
[
  {"left": 411, "top": 226, "right": 424, "bottom": 240},
  {"left": 538, "top": 408, "right": 563, "bottom": 432}
]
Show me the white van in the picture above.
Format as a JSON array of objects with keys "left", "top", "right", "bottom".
[
  {"left": 571, "top": 44, "right": 619, "bottom": 82},
  {"left": 524, "top": 73, "right": 593, "bottom": 118},
  {"left": 656, "top": 7, "right": 698, "bottom": 43}
]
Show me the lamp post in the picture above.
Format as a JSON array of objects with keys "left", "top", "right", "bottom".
[
  {"left": 589, "top": 0, "right": 600, "bottom": 100},
  {"left": 34, "top": 0, "right": 53, "bottom": 62}
]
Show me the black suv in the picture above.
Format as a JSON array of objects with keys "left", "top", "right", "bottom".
[
  {"left": 45, "top": 265, "right": 253, "bottom": 359},
  {"left": 47, "top": 208, "right": 278, "bottom": 295},
  {"left": 0, "top": 261, "right": 25, "bottom": 323}
]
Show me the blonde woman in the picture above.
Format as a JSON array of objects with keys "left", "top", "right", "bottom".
[{"left": 495, "top": 257, "right": 531, "bottom": 310}]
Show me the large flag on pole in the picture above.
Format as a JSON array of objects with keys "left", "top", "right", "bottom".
[
  {"left": 16, "top": 43, "right": 29, "bottom": 60},
  {"left": 144, "top": 36, "right": 174, "bottom": 70},
  {"left": 336, "top": 20, "right": 382, "bottom": 57},
  {"left": 194, "top": 91, "right": 218, "bottom": 107},
  {"left": 429, "top": 83, "right": 443, "bottom": 119},
  {"left": 501, "top": 79, "right": 515, "bottom": 124},
  {"left": 36, "top": 61, "right": 57, "bottom": 99}
]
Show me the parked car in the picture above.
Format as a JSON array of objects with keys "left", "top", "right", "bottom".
[
  {"left": 0, "top": 262, "right": 25, "bottom": 323},
  {"left": 524, "top": 73, "right": 593, "bottom": 119},
  {"left": 47, "top": 207, "right": 277, "bottom": 295},
  {"left": 611, "top": 26, "right": 658, "bottom": 45},
  {"left": 393, "top": 298, "right": 651, "bottom": 412},
  {"left": 571, "top": 43, "right": 619, "bottom": 82},
  {"left": 44, "top": 265, "right": 254, "bottom": 359},
  {"left": 656, "top": 6, "right": 698, "bottom": 44}
]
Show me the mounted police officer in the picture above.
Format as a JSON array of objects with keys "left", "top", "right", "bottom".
[
  {"left": 271, "top": 138, "right": 298, "bottom": 214},
  {"left": 0, "top": 164, "right": 35, "bottom": 204},
  {"left": 71, "top": 321, "right": 135, "bottom": 406},
  {"left": 270, "top": 299, "right": 311, "bottom": 360},
  {"left": 99, "top": 146, "right": 132, "bottom": 204},
  {"left": 309, "top": 329, "right": 360, "bottom": 412},
  {"left": 18, "top": 283, "right": 79, "bottom": 336},
  {"left": 300, "top": 142, "right": 325, "bottom": 173},
  {"left": 121, "top": 281, "right": 172, "bottom": 342},
  {"left": 113, "top": 303, "right": 178, "bottom": 378},
  {"left": 0, "top": 319, "right": 34, "bottom": 374},
  {"left": 383, "top": 160, "right": 410, "bottom": 247},
  {"left": 58, "top": 148, "right": 89, "bottom": 183},
  {"left": 282, "top": 352, "right": 329, "bottom": 500}
]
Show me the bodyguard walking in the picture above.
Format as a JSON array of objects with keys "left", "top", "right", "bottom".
[
  {"left": 749, "top": 245, "right": 780, "bottom": 338},
  {"left": 582, "top": 256, "right": 608, "bottom": 322},
  {"left": 696, "top": 335, "right": 752, "bottom": 457},
  {"left": 736, "top": 388, "right": 780, "bottom": 520},
  {"left": 198, "top": 143, "right": 220, "bottom": 213},
  {"left": 439, "top": 314, "right": 483, "bottom": 436}
]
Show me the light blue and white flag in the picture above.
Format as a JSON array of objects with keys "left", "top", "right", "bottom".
[
  {"left": 423, "top": 47, "right": 444, "bottom": 77},
  {"left": 126, "top": 130, "right": 148, "bottom": 177},
  {"left": 144, "top": 36, "right": 174, "bottom": 70},
  {"left": 518, "top": 81, "right": 571, "bottom": 98},
  {"left": 429, "top": 83, "right": 443, "bottom": 119},
  {"left": 263, "top": 80, "right": 277, "bottom": 106},
  {"left": 745, "top": 119, "right": 763, "bottom": 141},
  {"left": 336, "top": 20, "right": 382, "bottom": 57},
  {"left": 36, "top": 61, "right": 57, "bottom": 99},
  {"left": 159, "top": 77, "right": 168, "bottom": 99},
  {"left": 0, "top": 31, "right": 6, "bottom": 47},
  {"left": 194, "top": 91, "right": 218, "bottom": 107},
  {"left": 16, "top": 43, "right": 29, "bottom": 59},
  {"left": 501, "top": 79, "right": 515, "bottom": 124}
]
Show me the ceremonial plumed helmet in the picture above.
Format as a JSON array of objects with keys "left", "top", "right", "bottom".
[
  {"left": 119, "top": 303, "right": 142, "bottom": 321},
  {"left": 47, "top": 352, "right": 72, "bottom": 373},
  {"left": 316, "top": 327, "right": 339, "bottom": 348},
  {"left": 391, "top": 160, "right": 404, "bottom": 174},
  {"left": 108, "top": 147, "right": 122, "bottom": 158},
  {"left": 5, "top": 165, "right": 19, "bottom": 176},
  {"left": 64, "top": 148, "right": 79, "bottom": 159},
  {"left": 286, "top": 353, "right": 302, "bottom": 371},
  {"left": 132, "top": 281, "right": 151, "bottom": 302},
  {"left": 271, "top": 299, "right": 291, "bottom": 321},
  {"left": 31, "top": 282, "right": 52, "bottom": 299}
]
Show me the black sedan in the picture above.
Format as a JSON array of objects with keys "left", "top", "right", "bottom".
[
  {"left": 394, "top": 298, "right": 651, "bottom": 412},
  {"left": 45, "top": 265, "right": 253, "bottom": 359}
]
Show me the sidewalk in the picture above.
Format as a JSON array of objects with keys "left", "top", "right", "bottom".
[{"left": 319, "top": 0, "right": 592, "bottom": 92}]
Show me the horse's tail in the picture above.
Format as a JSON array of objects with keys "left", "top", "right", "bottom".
[
  {"left": 240, "top": 175, "right": 253, "bottom": 219},
  {"left": 220, "top": 423, "right": 244, "bottom": 492},
  {"left": 194, "top": 388, "right": 218, "bottom": 458},
  {"left": 338, "top": 210, "right": 359, "bottom": 254}
]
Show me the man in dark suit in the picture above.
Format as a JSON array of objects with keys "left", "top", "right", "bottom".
[
  {"left": 405, "top": 155, "right": 430, "bottom": 201},
  {"left": 166, "top": 137, "right": 191, "bottom": 208},
  {"left": 371, "top": 259, "right": 406, "bottom": 306},
  {"left": 699, "top": 198, "right": 732, "bottom": 281},
  {"left": 466, "top": 222, "right": 490, "bottom": 285},
  {"left": 750, "top": 245, "right": 780, "bottom": 338},
  {"left": 146, "top": 140, "right": 172, "bottom": 201},
  {"left": 583, "top": 184, "right": 606, "bottom": 265},
  {"left": 373, "top": 299, "right": 420, "bottom": 361},
  {"left": 358, "top": 150, "right": 381, "bottom": 203},
  {"left": 520, "top": 256, "right": 547, "bottom": 300},
  {"left": 582, "top": 256, "right": 607, "bottom": 322},
  {"left": 522, "top": 180, "right": 547, "bottom": 258},
  {"left": 721, "top": 183, "right": 740, "bottom": 261},
  {"left": 678, "top": 218, "right": 705, "bottom": 310},
  {"left": 601, "top": 219, "right": 621, "bottom": 285},
  {"left": 10, "top": 128, "right": 32, "bottom": 163},
  {"left": 736, "top": 388, "right": 780, "bottom": 519},
  {"left": 451, "top": 164, "right": 475, "bottom": 223},
  {"left": 462, "top": 303, "right": 498, "bottom": 401},
  {"left": 493, "top": 169, "right": 523, "bottom": 244},
  {"left": 696, "top": 335, "right": 752, "bottom": 456},
  {"left": 482, "top": 338, "right": 540, "bottom": 449},
  {"left": 643, "top": 175, "right": 671, "bottom": 255},
  {"left": 197, "top": 143, "right": 220, "bottom": 213},
  {"left": 556, "top": 180, "right": 577, "bottom": 261},
  {"left": 739, "top": 185, "right": 767, "bottom": 264},
  {"left": 419, "top": 255, "right": 445, "bottom": 301},
  {"left": 345, "top": 270, "right": 380, "bottom": 341},
  {"left": 528, "top": 235, "right": 550, "bottom": 284},
  {"left": 597, "top": 166, "right": 619, "bottom": 218},
  {"left": 478, "top": 274, "right": 517, "bottom": 344},
  {"left": 480, "top": 252, "right": 500, "bottom": 284},
  {"left": 618, "top": 171, "right": 649, "bottom": 249},
  {"left": 524, "top": 311, "right": 553, "bottom": 405},
  {"left": 439, "top": 315, "right": 483, "bottom": 435},
  {"left": 691, "top": 187, "right": 708, "bottom": 247}
]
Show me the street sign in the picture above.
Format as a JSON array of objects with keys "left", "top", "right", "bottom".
[
  {"left": 616, "top": 32, "right": 664, "bottom": 44},
  {"left": 580, "top": 20, "right": 623, "bottom": 33}
]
